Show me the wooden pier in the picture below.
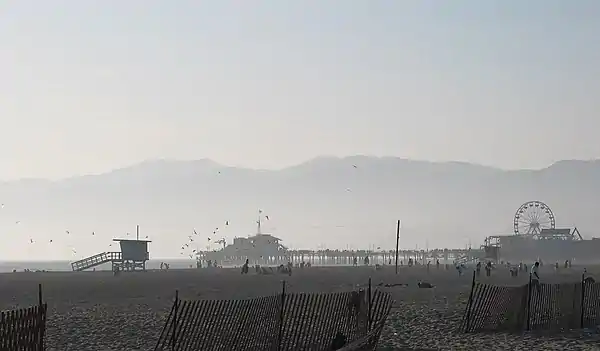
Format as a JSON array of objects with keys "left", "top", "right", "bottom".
[{"left": 200, "top": 247, "right": 483, "bottom": 267}]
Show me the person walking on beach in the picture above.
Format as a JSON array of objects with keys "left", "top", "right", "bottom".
[
  {"left": 530, "top": 261, "right": 541, "bottom": 293},
  {"left": 241, "top": 259, "right": 249, "bottom": 274},
  {"left": 456, "top": 264, "right": 463, "bottom": 276}
]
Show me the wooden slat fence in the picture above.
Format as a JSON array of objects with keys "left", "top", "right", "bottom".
[
  {"left": 583, "top": 282, "right": 600, "bottom": 327},
  {"left": 528, "top": 283, "right": 582, "bottom": 331},
  {"left": 463, "top": 273, "right": 600, "bottom": 333},
  {"left": 155, "top": 293, "right": 281, "bottom": 351},
  {"left": 460, "top": 282, "right": 528, "bottom": 332},
  {"left": 0, "top": 284, "right": 47, "bottom": 351},
  {"left": 155, "top": 288, "right": 393, "bottom": 351}
]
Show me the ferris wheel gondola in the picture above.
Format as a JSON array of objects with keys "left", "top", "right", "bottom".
[{"left": 513, "top": 201, "right": 556, "bottom": 236}]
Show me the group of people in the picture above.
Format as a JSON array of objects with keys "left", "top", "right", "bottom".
[
  {"left": 240, "top": 259, "right": 296, "bottom": 276},
  {"left": 466, "top": 259, "right": 547, "bottom": 293}
]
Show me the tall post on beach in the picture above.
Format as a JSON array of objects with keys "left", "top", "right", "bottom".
[
  {"left": 395, "top": 220, "right": 400, "bottom": 274},
  {"left": 367, "top": 277, "right": 373, "bottom": 331},
  {"left": 136, "top": 225, "right": 140, "bottom": 241}
]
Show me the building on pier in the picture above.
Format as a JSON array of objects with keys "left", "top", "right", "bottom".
[{"left": 202, "top": 212, "right": 289, "bottom": 265}]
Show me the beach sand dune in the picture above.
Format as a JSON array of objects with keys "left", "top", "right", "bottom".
[{"left": 0, "top": 265, "right": 598, "bottom": 350}]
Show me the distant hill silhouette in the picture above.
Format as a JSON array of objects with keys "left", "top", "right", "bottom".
[{"left": 0, "top": 156, "right": 599, "bottom": 258}]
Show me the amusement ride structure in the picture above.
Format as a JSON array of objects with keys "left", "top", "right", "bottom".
[{"left": 483, "top": 200, "right": 594, "bottom": 263}]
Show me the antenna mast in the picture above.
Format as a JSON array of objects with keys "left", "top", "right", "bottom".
[{"left": 257, "top": 209, "right": 262, "bottom": 235}]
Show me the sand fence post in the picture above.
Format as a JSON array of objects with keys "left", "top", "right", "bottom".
[
  {"left": 463, "top": 270, "right": 476, "bottom": 333},
  {"left": 172, "top": 290, "right": 179, "bottom": 350},
  {"left": 580, "top": 273, "right": 586, "bottom": 328},
  {"left": 526, "top": 273, "right": 532, "bottom": 331},
  {"left": 38, "top": 283, "right": 44, "bottom": 351},
  {"left": 277, "top": 280, "right": 286, "bottom": 351}
]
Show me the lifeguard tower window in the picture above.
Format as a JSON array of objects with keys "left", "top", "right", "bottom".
[{"left": 114, "top": 239, "right": 151, "bottom": 261}]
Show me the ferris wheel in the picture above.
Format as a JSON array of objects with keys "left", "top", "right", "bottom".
[{"left": 513, "top": 200, "right": 556, "bottom": 235}]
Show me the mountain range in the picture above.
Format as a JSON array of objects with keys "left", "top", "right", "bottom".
[{"left": 0, "top": 156, "right": 598, "bottom": 260}]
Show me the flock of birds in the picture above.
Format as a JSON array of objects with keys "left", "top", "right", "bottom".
[
  {"left": 179, "top": 210, "right": 273, "bottom": 259},
  {"left": 179, "top": 221, "right": 230, "bottom": 259},
  {"left": 2, "top": 162, "right": 362, "bottom": 260},
  {"left": 1, "top": 201, "right": 156, "bottom": 257},
  {"left": 2, "top": 198, "right": 275, "bottom": 262}
]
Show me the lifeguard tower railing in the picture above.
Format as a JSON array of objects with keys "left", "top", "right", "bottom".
[{"left": 71, "top": 252, "right": 122, "bottom": 271}]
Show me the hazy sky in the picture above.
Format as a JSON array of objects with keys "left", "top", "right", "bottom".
[{"left": 1, "top": 1, "right": 599, "bottom": 180}]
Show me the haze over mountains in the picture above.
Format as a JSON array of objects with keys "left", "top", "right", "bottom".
[{"left": 0, "top": 156, "right": 598, "bottom": 260}]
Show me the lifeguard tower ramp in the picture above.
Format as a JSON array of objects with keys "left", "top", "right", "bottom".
[{"left": 71, "top": 238, "right": 151, "bottom": 272}]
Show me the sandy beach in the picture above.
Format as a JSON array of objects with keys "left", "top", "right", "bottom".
[{"left": 0, "top": 264, "right": 599, "bottom": 351}]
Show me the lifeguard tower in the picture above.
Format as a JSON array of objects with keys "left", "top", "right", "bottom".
[
  {"left": 110, "top": 238, "right": 151, "bottom": 272},
  {"left": 71, "top": 225, "right": 151, "bottom": 272}
]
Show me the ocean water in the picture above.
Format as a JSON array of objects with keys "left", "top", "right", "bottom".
[{"left": 0, "top": 259, "right": 198, "bottom": 273}]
